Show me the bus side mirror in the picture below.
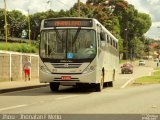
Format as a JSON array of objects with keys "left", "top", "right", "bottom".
[{"left": 100, "top": 32, "right": 106, "bottom": 41}]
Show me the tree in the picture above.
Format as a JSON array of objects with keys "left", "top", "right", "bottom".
[
  {"left": 68, "top": 2, "right": 92, "bottom": 17},
  {"left": 134, "top": 13, "right": 152, "bottom": 37},
  {"left": 119, "top": 4, "right": 151, "bottom": 59},
  {"left": 0, "top": 9, "right": 5, "bottom": 35},
  {"left": 130, "top": 37, "right": 145, "bottom": 58},
  {"left": 8, "top": 10, "right": 27, "bottom": 37},
  {"left": 30, "top": 12, "right": 46, "bottom": 40}
]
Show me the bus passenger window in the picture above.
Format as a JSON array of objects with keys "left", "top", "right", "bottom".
[
  {"left": 110, "top": 38, "right": 113, "bottom": 46},
  {"left": 113, "top": 40, "right": 115, "bottom": 47},
  {"left": 116, "top": 42, "right": 118, "bottom": 49},
  {"left": 107, "top": 35, "right": 110, "bottom": 43}
]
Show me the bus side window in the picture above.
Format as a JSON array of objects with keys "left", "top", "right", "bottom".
[
  {"left": 107, "top": 35, "right": 110, "bottom": 44},
  {"left": 110, "top": 38, "right": 113, "bottom": 46},
  {"left": 105, "top": 34, "right": 107, "bottom": 43},
  {"left": 116, "top": 42, "right": 118, "bottom": 49},
  {"left": 114, "top": 41, "right": 116, "bottom": 48},
  {"left": 113, "top": 40, "right": 115, "bottom": 47}
]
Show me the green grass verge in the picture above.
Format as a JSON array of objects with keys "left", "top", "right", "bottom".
[
  {"left": 0, "top": 43, "right": 38, "bottom": 53},
  {"left": 153, "top": 71, "right": 160, "bottom": 76},
  {"left": 154, "top": 68, "right": 160, "bottom": 71},
  {"left": 120, "top": 60, "right": 128, "bottom": 64},
  {"left": 134, "top": 70, "right": 160, "bottom": 84},
  {"left": 134, "top": 76, "right": 160, "bottom": 84},
  {"left": 0, "top": 80, "right": 8, "bottom": 82}
]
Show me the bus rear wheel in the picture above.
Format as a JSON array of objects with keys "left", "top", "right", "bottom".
[{"left": 50, "top": 82, "right": 59, "bottom": 92}]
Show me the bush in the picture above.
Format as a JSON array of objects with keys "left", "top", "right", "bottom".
[{"left": 0, "top": 43, "right": 38, "bottom": 53}]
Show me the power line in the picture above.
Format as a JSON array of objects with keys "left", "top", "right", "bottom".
[{"left": 54, "top": 0, "right": 71, "bottom": 9}]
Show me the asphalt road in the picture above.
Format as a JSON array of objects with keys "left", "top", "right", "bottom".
[{"left": 0, "top": 60, "right": 159, "bottom": 115}]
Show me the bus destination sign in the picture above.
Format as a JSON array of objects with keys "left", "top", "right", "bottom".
[{"left": 44, "top": 19, "right": 93, "bottom": 27}]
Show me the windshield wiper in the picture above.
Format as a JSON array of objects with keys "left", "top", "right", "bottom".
[
  {"left": 55, "top": 28, "right": 63, "bottom": 42},
  {"left": 72, "top": 27, "right": 81, "bottom": 46}
]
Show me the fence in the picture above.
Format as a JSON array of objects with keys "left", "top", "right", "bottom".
[{"left": 0, "top": 50, "right": 39, "bottom": 82}]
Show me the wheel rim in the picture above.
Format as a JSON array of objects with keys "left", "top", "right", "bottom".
[{"left": 100, "top": 73, "right": 104, "bottom": 90}]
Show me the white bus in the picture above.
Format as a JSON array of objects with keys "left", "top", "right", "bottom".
[{"left": 39, "top": 17, "right": 119, "bottom": 92}]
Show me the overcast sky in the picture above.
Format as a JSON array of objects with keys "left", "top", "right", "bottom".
[{"left": 0, "top": 0, "right": 160, "bottom": 39}]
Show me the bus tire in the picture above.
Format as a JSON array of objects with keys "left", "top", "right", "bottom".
[
  {"left": 50, "top": 82, "right": 59, "bottom": 92},
  {"left": 107, "top": 81, "right": 113, "bottom": 87},
  {"left": 113, "top": 69, "right": 115, "bottom": 81},
  {"left": 95, "top": 71, "right": 104, "bottom": 92}
]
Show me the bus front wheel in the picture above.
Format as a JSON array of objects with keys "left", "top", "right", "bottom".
[
  {"left": 50, "top": 82, "right": 59, "bottom": 92},
  {"left": 95, "top": 72, "right": 104, "bottom": 92}
]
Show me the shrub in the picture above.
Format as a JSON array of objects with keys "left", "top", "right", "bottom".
[{"left": 0, "top": 43, "right": 38, "bottom": 53}]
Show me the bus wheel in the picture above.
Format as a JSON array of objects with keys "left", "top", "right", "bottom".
[
  {"left": 113, "top": 69, "right": 115, "bottom": 81},
  {"left": 107, "top": 81, "right": 113, "bottom": 87},
  {"left": 50, "top": 82, "right": 59, "bottom": 92},
  {"left": 95, "top": 72, "right": 104, "bottom": 92}
]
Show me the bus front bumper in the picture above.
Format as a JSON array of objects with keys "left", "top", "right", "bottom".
[{"left": 39, "top": 70, "right": 98, "bottom": 85}]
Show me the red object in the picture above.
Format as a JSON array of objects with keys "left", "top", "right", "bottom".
[
  {"left": 55, "top": 21, "right": 81, "bottom": 27},
  {"left": 61, "top": 76, "right": 71, "bottom": 80},
  {"left": 121, "top": 63, "right": 133, "bottom": 74},
  {"left": 24, "top": 69, "right": 30, "bottom": 75}
]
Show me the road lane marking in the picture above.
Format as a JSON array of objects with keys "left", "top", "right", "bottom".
[
  {"left": 121, "top": 78, "right": 134, "bottom": 89},
  {"left": 0, "top": 104, "right": 28, "bottom": 111},
  {"left": 56, "top": 95, "right": 79, "bottom": 100}
]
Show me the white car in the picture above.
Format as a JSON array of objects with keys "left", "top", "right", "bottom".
[
  {"left": 139, "top": 60, "right": 146, "bottom": 66},
  {"left": 154, "top": 58, "right": 159, "bottom": 62}
]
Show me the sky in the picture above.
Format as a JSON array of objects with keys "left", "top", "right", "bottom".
[{"left": 0, "top": 0, "right": 160, "bottom": 39}]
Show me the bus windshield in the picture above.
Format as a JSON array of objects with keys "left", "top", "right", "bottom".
[{"left": 40, "top": 29, "right": 96, "bottom": 60}]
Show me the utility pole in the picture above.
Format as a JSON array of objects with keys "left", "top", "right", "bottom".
[
  {"left": 78, "top": 0, "right": 80, "bottom": 17},
  {"left": 28, "top": 10, "right": 31, "bottom": 53},
  {"left": 4, "top": 0, "right": 8, "bottom": 50},
  {"left": 124, "top": 28, "right": 128, "bottom": 60}
]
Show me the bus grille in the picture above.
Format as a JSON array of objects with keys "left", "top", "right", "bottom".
[{"left": 52, "top": 63, "right": 82, "bottom": 68}]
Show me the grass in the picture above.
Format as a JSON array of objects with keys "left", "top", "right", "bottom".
[
  {"left": 153, "top": 70, "right": 160, "bottom": 76},
  {"left": 120, "top": 60, "right": 128, "bottom": 64},
  {"left": 0, "top": 43, "right": 38, "bottom": 53},
  {"left": 154, "top": 68, "right": 160, "bottom": 71},
  {"left": 133, "top": 69, "right": 160, "bottom": 85},
  {"left": 134, "top": 76, "right": 160, "bottom": 84},
  {"left": 0, "top": 80, "right": 8, "bottom": 82}
]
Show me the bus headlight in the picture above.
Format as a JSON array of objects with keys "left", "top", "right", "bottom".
[
  {"left": 40, "top": 65, "right": 51, "bottom": 73},
  {"left": 83, "top": 65, "right": 96, "bottom": 74}
]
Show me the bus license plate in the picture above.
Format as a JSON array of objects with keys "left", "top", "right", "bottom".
[{"left": 61, "top": 76, "right": 71, "bottom": 80}]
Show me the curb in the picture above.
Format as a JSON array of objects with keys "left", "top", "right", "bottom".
[{"left": 0, "top": 84, "right": 49, "bottom": 94}]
